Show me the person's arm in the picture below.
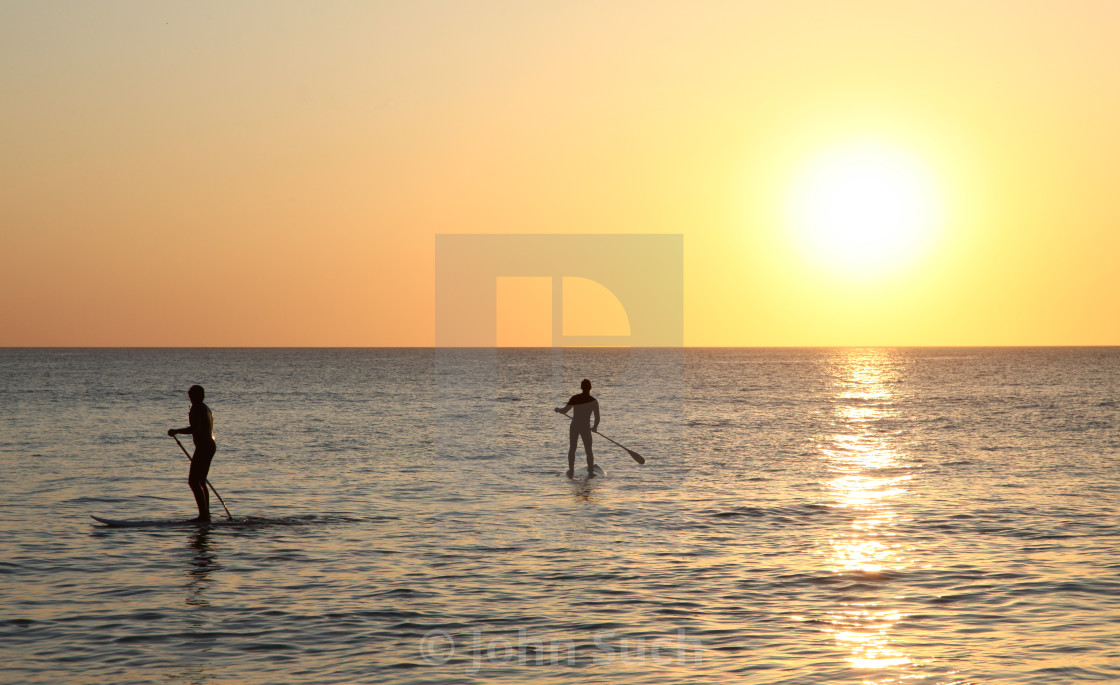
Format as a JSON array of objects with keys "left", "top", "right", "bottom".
[
  {"left": 169, "top": 405, "right": 201, "bottom": 436},
  {"left": 554, "top": 403, "right": 573, "bottom": 414},
  {"left": 592, "top": 401, "right": 600, "bottom": 431}
]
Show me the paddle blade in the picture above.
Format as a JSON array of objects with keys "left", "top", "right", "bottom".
[{"left": 628, "top": 449, "right": 645, "bottom": 465}]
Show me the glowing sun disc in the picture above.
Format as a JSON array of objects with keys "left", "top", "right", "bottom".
[{"left": 787, "top": 141, "right": 942, "bottom": 277}]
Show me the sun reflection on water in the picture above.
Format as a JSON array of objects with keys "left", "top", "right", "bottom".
[{"left": 817, "top": 349, "right": 916, "bottom": 678}]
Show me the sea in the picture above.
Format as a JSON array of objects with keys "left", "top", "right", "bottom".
[{"left": 1, "top": 347, "right": 1117, "bottom": 684}]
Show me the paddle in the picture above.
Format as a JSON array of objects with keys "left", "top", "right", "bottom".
[
  {"left": 557, "top": 412, "right": 646, "bottom": 465},
  {"left": 593, "top": 429, "right": 646, "bottom": 465},
  {"left": 172, "top": 435, "right": 234, "bottom": 520}
]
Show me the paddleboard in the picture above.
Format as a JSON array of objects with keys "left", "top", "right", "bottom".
[
  {"left": 91, "top": 515, "right": 215, "bottom": 528},
  {"left": 564, "top": 464, "right": 605, "bottom": 479}
]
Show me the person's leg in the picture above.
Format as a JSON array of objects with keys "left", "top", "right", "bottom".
[
  {"left": 188, "top": 477, "right": 208, "bottom": 520},
  {"left": 567, "top": 424, "right": 578, "bottom": 478},
  {"left": 188, "top": 445, "right": 215, "bottom": 521},
  {"left": 582, "top": 428, "right": 595, "bottom": 477}
]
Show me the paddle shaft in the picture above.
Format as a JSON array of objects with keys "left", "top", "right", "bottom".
[
  {"left": 172, "top": 435, "right": 233, "bottom": 520},
  {"left": 557, "top": 412, "right": 645, "bottom": 464},
  {"left": 593, "top": 431, "right": 645, "bottom": 464}
]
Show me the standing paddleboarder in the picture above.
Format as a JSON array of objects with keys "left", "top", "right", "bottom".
[
  {"left": 555, "top": 379, "right": 600, "bottom": 479},
  {"left": 168, "top": 385, "right": 216, "bottom": 522}
]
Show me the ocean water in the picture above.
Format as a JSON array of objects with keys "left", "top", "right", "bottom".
[{"left": 1, "top": 347, "right": 1118, "bottom": 684}]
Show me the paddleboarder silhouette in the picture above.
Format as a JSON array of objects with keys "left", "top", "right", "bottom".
[
  {"left": 555, "top": 379, "right": 600, "bottom": 479},
  {"left": 168, "top": 385, "right": 216, "bottom": 522}
]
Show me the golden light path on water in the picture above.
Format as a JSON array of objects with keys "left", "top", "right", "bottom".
[{"left": 818, "top": 350, "right": 915, "bottom": 679}]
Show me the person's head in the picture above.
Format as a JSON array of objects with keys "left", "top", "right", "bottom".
[
  {"left": 188, "top": 385, "right": 205, "bottom": 404},
  {"left": 580, "top": 379, "right": 592, "bottom": 393}
]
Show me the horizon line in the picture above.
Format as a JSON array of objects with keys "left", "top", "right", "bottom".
[{"left": 3, "top": 345, "right": 1118, "bottom": 350}]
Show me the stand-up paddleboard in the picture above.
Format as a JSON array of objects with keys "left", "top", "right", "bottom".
[
  {"left": 91, "top": 515, "right": 217, "bottom": 528},
  {"left": 563, "top": 464, "right": 605, "bottom": 479}
]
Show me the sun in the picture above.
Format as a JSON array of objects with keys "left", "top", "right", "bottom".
[{"left": 786, "top": 141, "right": 942, "bottom": 278}]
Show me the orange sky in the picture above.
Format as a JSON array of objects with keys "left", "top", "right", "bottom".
[{"left": 2, "top": 1, "right": 1118, "bottom": 346}]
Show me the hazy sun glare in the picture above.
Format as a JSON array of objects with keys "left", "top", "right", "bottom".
[{"left": 786, "top": 141, "right": 942, "bottom": 279}]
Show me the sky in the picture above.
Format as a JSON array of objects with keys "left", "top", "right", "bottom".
[{"left": 2, "top": 0, "right": 1118, "bottom": 346}]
